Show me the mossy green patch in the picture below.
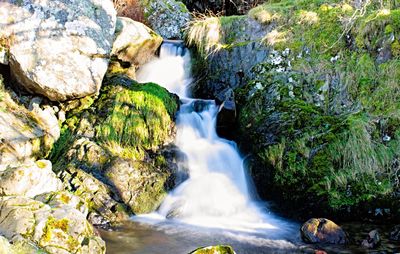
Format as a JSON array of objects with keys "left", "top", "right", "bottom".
[{"left": 95, "top": 77, "right": 178, "bottom": 160}]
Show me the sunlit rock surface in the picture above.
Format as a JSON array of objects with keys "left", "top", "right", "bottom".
[
  {"left": 0, "top": 0, "right": 116, "bottom": 101},
  {"left": 0, "top": 77, "right": 56, "bottom": 170},
  {"left": 301, "top": 218, "right": 347, "bottom": 244},
  {"left": 142, "top": 0, "right": 190, "bottom": 39},
  {"left": 0, "top": 196, "right": 105, "bottom": 254},
  {"left": 0, "top": 160, "right": 62, "bottom": 198},
  {"left": 112, "top": 17, "right": 162, "bottom": 66}
]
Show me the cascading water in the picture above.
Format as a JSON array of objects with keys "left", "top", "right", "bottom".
[{"left": 136, "top": 42, "right": 288, "bottom": 234}]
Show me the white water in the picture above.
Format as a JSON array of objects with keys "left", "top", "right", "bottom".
[{"left": 136, "top": 42, "right": 288, "bottom": 234}]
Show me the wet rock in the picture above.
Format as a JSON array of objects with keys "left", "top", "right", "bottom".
[
  {"left": 142, "top": 0, "right": 190, "bottom": 39},
  {"left": 112, "top": 17, "right": 163, "bottom": 67},
  {"left": 301, "top": 218, "right": 347, "bottom": 244},
  {"left": 389, "top": 225, "right": 400, "bottom": 241},
  {"left": 0, "top": 0, "right": 116, "bottom": 101},
  {"left": 193, "top": 100, "right": 212, "bottom": 113},
  {"left": 105, "top": 157, "right": 175, "bottom": 214},
  {"left": 216, "top": 88, "right": 237, "bottom": 139},
  {"left": 189, "top": 245, "right": 236, "bottom": 254},
  {"left": 0, "top": 160, "right": 62, "bottom": 198},
  {"left": 361, "top": 229, "right": 381, "bottom": 249}
]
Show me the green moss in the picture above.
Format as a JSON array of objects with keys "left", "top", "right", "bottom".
[
  {"left": 355, "top": 9, "right": 400, "bottom": 51},
  {"left": 392, "top": 39, "right": 400, "bottom": 57},
  {"left": 132, "top": 173, "right": 168, "bottom": 214},
  {"left": 190, "top": 245, "right": 235, "bottom": 254},
  {"left": 48, "top": 128, "right": 75, "bottom": 169},
  {"left": 96, "top": 77, "right": 178, "bottom": 160}
]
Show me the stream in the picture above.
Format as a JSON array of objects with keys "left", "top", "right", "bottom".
[{"left": 99, "top": 41, "right": 400, "bottom": 254}]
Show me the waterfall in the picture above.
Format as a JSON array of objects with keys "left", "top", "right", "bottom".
[{"left": 136, "top": 42, "right": 281, "bottom": 233}]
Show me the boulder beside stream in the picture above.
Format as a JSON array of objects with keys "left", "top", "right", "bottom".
[{"left": 301, "top": 218, "right": 348, "bottom": 244}]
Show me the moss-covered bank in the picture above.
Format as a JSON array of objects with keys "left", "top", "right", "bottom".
[
  {"left": 189, "top": 0, "right": 400, "bottom": 221},
  {"left": 50, "top": 74, "right": 180, "bottom": 225}
]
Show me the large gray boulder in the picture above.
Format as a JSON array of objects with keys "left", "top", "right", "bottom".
[
  {"left": 142, "top": 0, "right": 190, "bottom": 39},
  {"left": 0, "top": 0, "right": 117, "bottom": 101}
]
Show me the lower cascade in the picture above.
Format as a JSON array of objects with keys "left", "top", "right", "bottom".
[{"left": 136, "top": 42, "right": 285, "bottom": 233}]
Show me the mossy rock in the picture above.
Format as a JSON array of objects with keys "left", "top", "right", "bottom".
[
  {"left": 51, "top": 74, "right": 180, "bottom": 224},
  {"left": 95, "top": 76, "right": 178, "bottom": 161},
  {"left": 189, "top": 245, "right": 236, "bottom": 254},
  {"left": 301, "top": 218, "right": 347, "bottom": 244}
]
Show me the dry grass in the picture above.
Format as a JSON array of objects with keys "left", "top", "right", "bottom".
[
  {"left": 185, "top": 12, "right": 224, "bottom": 57},
  {"left": 113, "top": 0, "right": 146, "bottom": 24}
]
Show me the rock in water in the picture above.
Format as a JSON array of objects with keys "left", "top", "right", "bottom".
[
  {"left": 189, "top": 245, "right": 236, "bottom": 254},
  {"left": 112, "top": 17, "right": 163, "bottom": 67},
  {"left": 390, "top": 225, "right": 400, "bottom": 241},
  {"left": 301, "top": 218, "right": 347, "bottom": 244},
  {"left": 0, "top": 0, "right": 116, "bottom": 101},
  {"left": 142, "top": 0, "right": 190, "bottom": 39},
  {"left": 361, "top": 229, "right": 380, "bottom": 249}
]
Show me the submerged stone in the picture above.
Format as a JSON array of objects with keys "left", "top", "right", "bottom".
[{"left": 361, "top": 229, "right": 381, "bottom": 249}]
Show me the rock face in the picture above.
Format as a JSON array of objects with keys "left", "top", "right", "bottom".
[
  {"left": 0, "top": 0, "right": 117, "bottom": 101},
  {"left": 192, "top": 17, "right": 270, "bottom": 100},
  {"left": 0, "top": 76, "right": 56, "bottom": 170},
  {"left": 112, "top": 17, "right": 163, "bottom": 66},
  {"left": 142, "top": 0, "right": 190, "bottom": 39},
  {"left": 189, "top": 245, "right": 236, "bottom": 254},
  {"left": 301, "top": 218, "right": 347, "bottom": 244},
  {"left": 106, "top": 158, "right": 174, "bottom": 214},
  {"left": 189, "top": 2, "right": 400, "bottom": 219},
  {"left": 0, "top": 160, "right": 62, "bottom": 198},
  {"left": 0, "top": 196, "right": 105, "bottom": 254}
]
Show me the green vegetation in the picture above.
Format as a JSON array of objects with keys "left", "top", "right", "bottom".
[
  {"left": 186, "top": 14, "right": 251, "bottom": 57},
  {"left": 96, "top": 77, "right": 178, "bottom": 160},
  {"left": 231, "top": 0, "right": 400, "bottom": 215}
]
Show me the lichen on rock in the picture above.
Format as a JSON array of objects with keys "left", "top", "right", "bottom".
[{"left": 0, "top": 0, "right": 117, "bottom": 101}]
